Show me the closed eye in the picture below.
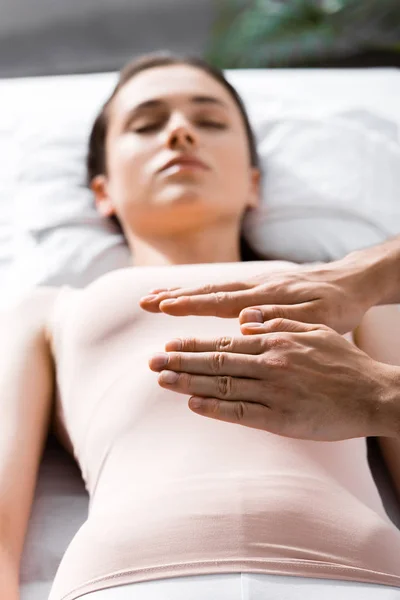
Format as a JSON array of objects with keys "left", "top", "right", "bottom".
[
  {"left": 198, "top": 121, "right": 227, "bottom": 130},
  {"left": 133, "top": 123, "right": 160, "bottom": 133},
  {"left": 133, "top": 121, "right": 227, "bottom": 134}
]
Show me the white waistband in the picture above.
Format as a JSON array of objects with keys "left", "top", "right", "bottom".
[{"left": 83, "top": 572, "right": 400, "bottom": 600}]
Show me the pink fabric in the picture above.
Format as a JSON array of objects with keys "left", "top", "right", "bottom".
[{"left": 47, "top": 261, "right": 400, "bottom": 600}]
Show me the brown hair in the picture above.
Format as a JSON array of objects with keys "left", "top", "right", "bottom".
[{"left": 86, "top": 50, "right": 263, "bottom": 260}]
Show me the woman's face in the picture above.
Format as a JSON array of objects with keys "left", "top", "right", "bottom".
[{"left": 92, "top": 64, "right": 260, "bottom": 237}]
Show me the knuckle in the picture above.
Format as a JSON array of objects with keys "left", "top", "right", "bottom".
[
  {"left": 209, "top": 398, "right": 220, "bottom": 415},
  {"left": 180, "top": 337, "right": 198, "bottom": 352},
  {"left": 320, "top": 326, "right": 334, "bottom": 340},
  {"left": 214, "top": 291, "right": 231, "bottom": 311},
  {"left": 267, "top": 306, "right": 287, "bottom": 321},
  {"left": 260, "top": 332, "right": 291, "bottom": 352},
  {"left": 216, "top": 375, "right": 233, "bottom": 398},
  {"left": 233, "top": 401, "right": 246, "bottom": 422},
  {"left": 267, "top": 334, "right": 291, "bottom": 350},
  {"left": 184, "top": 372, "right": 194, "bottom": 388},
  {"left": 215, "top": 291, "right": 227, "bottom": 305},
  {"left": 215, "top": 336, "right": 234, "bottom": 352},
  {"left": 265, "top": 317, "right": 287, "bottom": 331},
  {"left": 210, "top": 292, "right": 227, "bottom": 315},
  {"left": 172, "top": 352, "right": 183, "bottom": 370},
  {"left": 266, "top": 353, "right": 290, "bottom": 371},
  {"left": 258, "top": 279, "right": 275, "bottom": 291},
  {"left": 210, "top": 352, "right": 226, "bottom": 374}
]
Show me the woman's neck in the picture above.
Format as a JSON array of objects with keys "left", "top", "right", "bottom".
[{"left": 127, "top": 221, "right": 242, "bottom": 267}]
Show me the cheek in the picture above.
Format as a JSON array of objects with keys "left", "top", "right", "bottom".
[
  {"left": 214, "top": 143, "right": 250, "bottom": 202},
  {"left": 109, "top": 137, "right": 148, "bottom": 186},
  {"left": 215, "top": 129, "right": 249, "bottom": 173}
]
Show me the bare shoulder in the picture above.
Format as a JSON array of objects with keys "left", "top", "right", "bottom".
[
  {"left": 0, "top": 286, "right": 64, "bottom": 342},
  {"left": 1, "top": 286, "right": 59, "bottom": 315}
]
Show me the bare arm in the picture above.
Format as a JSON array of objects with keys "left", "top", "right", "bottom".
[
  {"left": 0, "top": 287, "right": 58, "bottom": 598},
  {"left": 342, "top": 235, "right": 400, "bottom": 306},
  {"left": 354, "top": 304, "right": 400, "bottom": 500}
]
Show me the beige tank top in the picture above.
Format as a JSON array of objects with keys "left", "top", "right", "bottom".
[{"left": 47, "top": 261, "right": 400, "bottom": 600}]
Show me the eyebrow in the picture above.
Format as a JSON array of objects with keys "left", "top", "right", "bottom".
[{"left": 123, "top": 95, "right": 229, "bottom": 124}]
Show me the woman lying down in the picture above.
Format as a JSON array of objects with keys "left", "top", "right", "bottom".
[{"left": 2, "top": 52, "right": 400, "bottom": 600}]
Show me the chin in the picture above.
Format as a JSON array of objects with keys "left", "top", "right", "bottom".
[{"left": 156, "top": 188, "right": 203, "bottom": 205}]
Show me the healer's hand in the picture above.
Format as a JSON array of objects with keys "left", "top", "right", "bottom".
[
  {"left": 148, "top": 318, "right": 397, "bottom": 441},
  {"left": 140, "top": 259, "right": 375, "bottom": 335}
]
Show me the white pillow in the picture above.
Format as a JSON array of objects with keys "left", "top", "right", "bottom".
[
  {"left": 13, "top": 110, "right": 131, "bottom": 290},
  {"left": 11, "top": 73, "right": 131, "bottom": 298},
  {"left": 244, "top": 112, "right": 400, "bottom": 262},
  {"left": 0, "top": 86, "right": 18, "bottom": 286},
  {"left": 9, "top": 68, "right": 400, "bottom": 295}
]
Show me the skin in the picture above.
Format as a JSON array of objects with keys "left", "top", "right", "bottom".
[{"left": 90, "top": 63, "right": 400, "bottom": 440}]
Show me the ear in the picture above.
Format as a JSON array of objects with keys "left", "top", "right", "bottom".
[
  {"left": 247, "top": 167, "right": 261, "bottom": 209},
  {"left": 91, "top": 174, "right": 116, "bottom": 217}
]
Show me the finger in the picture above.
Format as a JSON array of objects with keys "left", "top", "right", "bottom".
[
  {"left": 139, "top": 288, "right": 181, "bottom": 313},
  {"left": 239, "top": 300, "right": 324, "bottom": 327},
  {"left": 149, "top": 349, "right": 265, "bottom": 379},
  {"left": 148, "top": 287, "right": 181, "bottom": 294},
  {"left": 157, "top": 370, "right": 271, "bottom": 403},
  {"left": 155, "top": 280, "right": 250, "bottom": 299},
  {"left": 158, "top": 287, "right": 278, "bottom": 318},
  {"left": 188, "top": 396, "right": 273, "bottom": 431},
  {"left": 240, "top": 317, "right": 327, "bottom": 335},
  {"left": 187, "top": 397, "right": 311, "bottom": 441},
  {"left": 140, "top": 281, "right": 252, "bottom": 315},
  {"left": 163, "top": 334, "right": 266, "bottom": 354}
]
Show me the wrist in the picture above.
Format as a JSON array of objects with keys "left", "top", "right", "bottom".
[
  {"left": 342, "top": 237, "right": 400, "bottom": 307},
  {"left": 376, "top": 363, "right": 400, "bottom": 439}
]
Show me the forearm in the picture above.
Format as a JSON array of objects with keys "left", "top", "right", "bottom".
[{"left": 342, "top": 236, "right": 400, "bottom": 306}]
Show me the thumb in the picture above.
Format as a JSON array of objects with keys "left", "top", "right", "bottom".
[
  {"left": 241, "top": 316, "right": 329, "bottom": 335},
  {"left": 239, "top": 301, "right": 328, "bottom": 332}
]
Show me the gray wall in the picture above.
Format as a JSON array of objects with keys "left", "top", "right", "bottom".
[{"left": 0, "top": 0, "right": 216, "bottom": 78}]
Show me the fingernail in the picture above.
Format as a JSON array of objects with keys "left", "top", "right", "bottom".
[
  {"left": 190, "top": 397, "right": 203, "bottom": 409},
  {"left": 160, "top": 370, "right": 179, "bottom": 384},
  {"left": 242, "top": 309, "right": 263, "bottom": 323},
  {"left": 141, "top": 294, "right": 158, "bottom": 302},
  {"left": 150, "top": 353, "right": 169, "bottom": 369},
  {"left": 242, "top": 322, "right": 263, "bottom": 328},
  {"left": 160, "top": 299, "right": 177, "bottom": 305},
  {"left": 165, "top": 339, "right": 182, "bottom": 351}
]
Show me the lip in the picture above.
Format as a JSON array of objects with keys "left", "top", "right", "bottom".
[{"left": 159, "top": 156, "right": 209, "bottom": 173}]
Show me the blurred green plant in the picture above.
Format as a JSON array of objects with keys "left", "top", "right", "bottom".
[{"left": 206, "top": 0, "right": 400, "bottom": 68}]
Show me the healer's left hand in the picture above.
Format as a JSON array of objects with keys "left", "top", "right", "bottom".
[{"left": 148, "top": 318, "right": 397, "bottom": 441}]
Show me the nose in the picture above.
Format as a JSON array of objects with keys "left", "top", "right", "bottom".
[{"left": 165, "top": 116, "right": 197, "bottom": 150}]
